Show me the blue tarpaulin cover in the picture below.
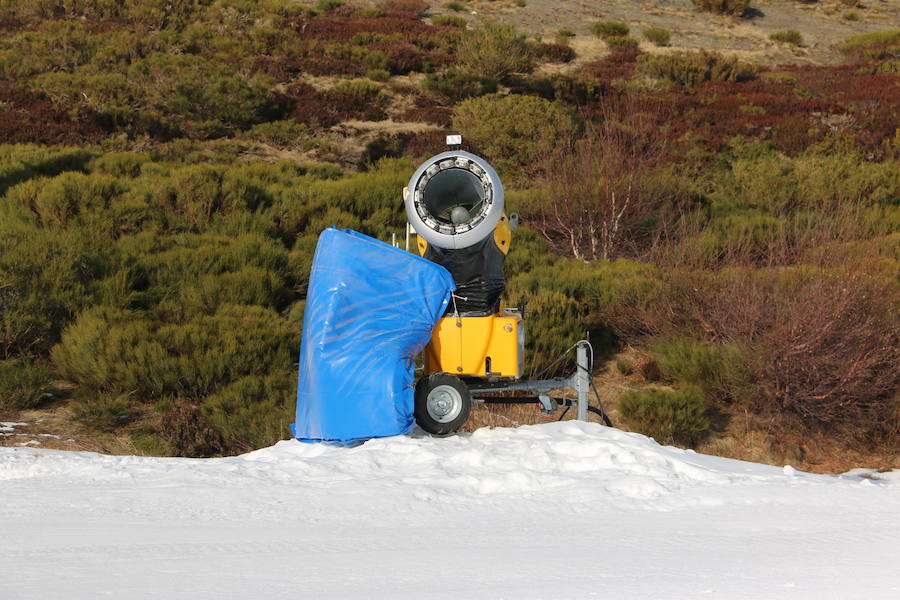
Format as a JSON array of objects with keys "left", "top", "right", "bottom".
[{"left": 292, "top": 228, "right": 456, "bottom": 444}]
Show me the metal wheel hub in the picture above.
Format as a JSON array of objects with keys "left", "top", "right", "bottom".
[{"left": 426, "top": 384, "right": 463, "bottom": 423}]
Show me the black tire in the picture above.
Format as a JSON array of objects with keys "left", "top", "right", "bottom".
[{"left": 414, "top": 373, "right": 472, "bottom": 435}]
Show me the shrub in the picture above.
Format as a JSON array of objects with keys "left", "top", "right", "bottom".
[
  {"left": 838, "top": 30, "right": 900, "bottom": 55},
  {"left": 315, "top": 0, "right": 345, "bottom": 12},
  {"left": 0, "top": 359, "right": 53, "bottom": 411},
  {"left": 179, "top": 267, "right": 292, "bottom": 314},
  {"left": 423, "top": 69, "right": 497, "bottom": 102},
  {"left": 618, "top": 386, "right": 711, "bottom": 446},
  {"left": 130, "top": 429, "right": 169, "bottom": 456},
  {"left": 445, "top": 1, "right": 466, "bottom": 11},
  {"left": 432, "top": 15, "right": 467, "bottom": 28},
  {"left": 201, "top": 372, "right": 295, "bottom": 452},
  {"left": 605, "top": 36, "right": 640, "bottom": 56},
  {"left": 556, "top": 29, "right": 576, "bottom": 43},
  {"left": 52, "top": 304, "right": 298, "bottom": 399},
  {"left": 691, "top": 0, "right": 751, "bottom": 16},
  {"left": 651, "top": 338, "right": 750, "bottom": 401},
  {"left": 637, "top": 50, "right": 757, "bottom": 86},
  {"left": 452, "top": 93, "right": 578, "bottom": 178},
  {"left": 70, "top": 392, "right": 136, "bottom": 431},
  {"left": 590, "top": 21, "right": 630, "bottom": 39},
  {"left": 455, "top": 21, "right": 533, "bottom": 80},
  {"left": 535, "top": 42, "right": 576, "bottom": 63},
  {"left": 842, "top": 11, "right": 860, "bottom": 22},
  {"left": 770, "top": 30, "right": 803, "bottom": 46},
  {"left": 244, "top": 121, "right": 312, "bottom": 148},
  {"left": 158, "top": 403, "right": 224, "bottom": 457},
  {"left": 642, "top": 27, "right": 671, "bottom": 46},
  {"left": 332, "top": 78, "right": 383, "bottom": 102},
  {"left": 378, "top": 0, "right": 428, "bottom": 14},
  {"left": 0, "top": 222, "right": 103, "bottom": 357}
]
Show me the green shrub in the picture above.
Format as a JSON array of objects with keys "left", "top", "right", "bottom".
[
  {"left": 637, "top": 50, "right": 757, "bottom": 86},
  {"left": 315, "top": 0, "right": 345, "bottom": 12},
  {"left": 452, "top": 93, "right": 578, "bottom": 177},
  {"left": 618, "top": 386, "right": 711, "bottom": 446},
  {"left": 445, "top": 1, "right": 465, "bottom": 11},
  {"left": 770, "top": 30, "right": 803, "bottom": 46},
  {"left": 842, "top": 11, "right": 860, "bottom": 22},
  {"left": 423, "top": 69, "right": 497, "bottom": 102},
  {"left": 179, "top": 266, "right": 292, "bottom": 314},
  {"left": 0, "top": 359, "right": 53, "bottom": 410},
  {"left": 432, "top": 15, "right": 467, "bottom": 28},
  {"left": 556, "top": 29, "right": 576, "bottom": 43},
  {"left": 651, "top": 338, "right": 750, "bottom": 401},
  {"left": 616, "top": 357, "right": 634, "bottom": 376},
  {"left": 332, "top": 78, "right": 384, "bottom": 103},
  {"left": 642, "top": 27, "right": 671, "bottom": 46},
  {"left": 70, "top": 392, "right": 136, "bottom": 431},
  {"left": 0, "top": 221, "right": 103, "bottom": 357},
  {"left": 838, "top": 30, "right": 900, "bottom": 54},
  {"left": 455, "top": 21, "right": 533, "bottom": 80},
  {"left": 590, "top": 21, "right": 630, "bottom": 39},
  {"left": 244, "top": 121, "right": 312, "bottom": 149},
  {"left": 201, "top": 372, "right": 295, "bottom": 452},
  {"left": 325, "top": 44, "right": 390, "bottom": 72},
  {"left": 605, "top": 36, "right": 640, "bottom": 55},
  {"left": 52, "top": 304, "right": 298, "bottom": 399},
  {"left": 130, "top": 429, "right": 170, "bottom": 456},
  {"left": 691, "top": 0, "right": 751, "bottom": 16}
]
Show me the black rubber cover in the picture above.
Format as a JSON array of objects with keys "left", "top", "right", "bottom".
[{"left": 423, "top": 236, "right": 506, "bottom": 316}]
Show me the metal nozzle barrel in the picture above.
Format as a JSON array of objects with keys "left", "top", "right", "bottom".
[{"left": 405, "top": 151, "right": 505, "bottom": 250}]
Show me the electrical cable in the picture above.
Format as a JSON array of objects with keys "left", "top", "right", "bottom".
[{"left": 538, "top": 339, "right": 614, "bottom": 427}]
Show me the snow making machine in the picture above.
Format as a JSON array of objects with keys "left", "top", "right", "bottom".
[{"left": 405, "top": 141, "right": 611, "bottom": 435}]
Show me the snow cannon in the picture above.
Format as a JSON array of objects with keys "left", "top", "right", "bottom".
[{"left": 405, "top": 140, "right": 612, "bottom": 435}]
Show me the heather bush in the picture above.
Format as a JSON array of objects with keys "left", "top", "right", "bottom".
[
  {"left": 158, "top": 403, "right": 224, "bottom": 457},
  {"left": 651, "top": 338, "right": 751, "bottom": 402},
  {"left": 70, "top": 392, "right": 136, "bottom": 431},
  {"left": 770, "top": 30, "right": 803, "bottom": 46},
  {"left": 691, "top": 0, "right": 751, "bottom": 16},
  {"left": 642, "top": 27, "right": 671, "bottom": 46},
  {"left": 432, "top": 15, "right": 466, "bottom": 28},
  {"left": 53, "top": 304, "right": 298, "bottom": 399},
  {"left": 618, "top": 386, "right": 711, "bottom": 446},
  {"left": 534, "top": 43, "right": 576, "bottom": 63},
  {"left": 331, "top": 78, "right": 384, "bottom": 102},
  {"left": 423, "top": 69, "right": 497, "bottom": 102},
  {"left": 0, "top": 222, "right": 103, "bottom": 357},
  {"left": 590, "top": 21, "right": 629, "bottom": 39},
  {"left": 455, "top": 21, "right": 533, "bottom": 80},
  {"left": 201, "top": 372, "right": 295, "bottom": 452},
  {"left": 638, "top": 51, "right": 757, "bottom": 86},
  {"left": 0, "top": 359, "right": 53, "bottom": 411},
  {"left": 452, "top": 94, "right": 578, "bottom": 177}
]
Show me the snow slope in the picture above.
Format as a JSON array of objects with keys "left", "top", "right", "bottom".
[{"left": 1, "top": 421, "right": 898, "bottom": 599}]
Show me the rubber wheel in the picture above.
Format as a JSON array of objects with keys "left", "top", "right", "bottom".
[{"left": 414, "top": 373, "right": 472, "bottom": 435}]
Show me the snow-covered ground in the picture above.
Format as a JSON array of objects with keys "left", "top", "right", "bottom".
[{"left": 2, "top": 421, "right": 898, "bottom": 599}]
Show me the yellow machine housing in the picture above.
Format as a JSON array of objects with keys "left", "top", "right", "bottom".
[
  {"left": 417, "top": 212, "right": 522, "bottom": 378},
  {"left": 424, "top": 311, "right": 524, "bottom": 378}
]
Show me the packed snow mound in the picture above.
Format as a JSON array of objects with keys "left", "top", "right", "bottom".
[{"left": 3, "top": 422, "right": 898, "bottom": 600}]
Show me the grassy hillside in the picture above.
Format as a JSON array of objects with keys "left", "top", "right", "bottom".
[{"left": 0, "top": 1, "right": 897, "bottom": 471}]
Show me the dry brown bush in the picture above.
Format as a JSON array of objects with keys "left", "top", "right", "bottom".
[
  {"left": 633, "top": 266, "right": 899, "bottom": 442},
  {"left": 159, "top": 404, "right": 224, "bottom": 457},
  {"left": 526, "top": 98, "right": 667, "bottom": 261}
]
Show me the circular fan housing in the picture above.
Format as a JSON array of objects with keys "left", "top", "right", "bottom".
[{"left": 405, "top": 151, "right": 505, "bottom": 250}]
